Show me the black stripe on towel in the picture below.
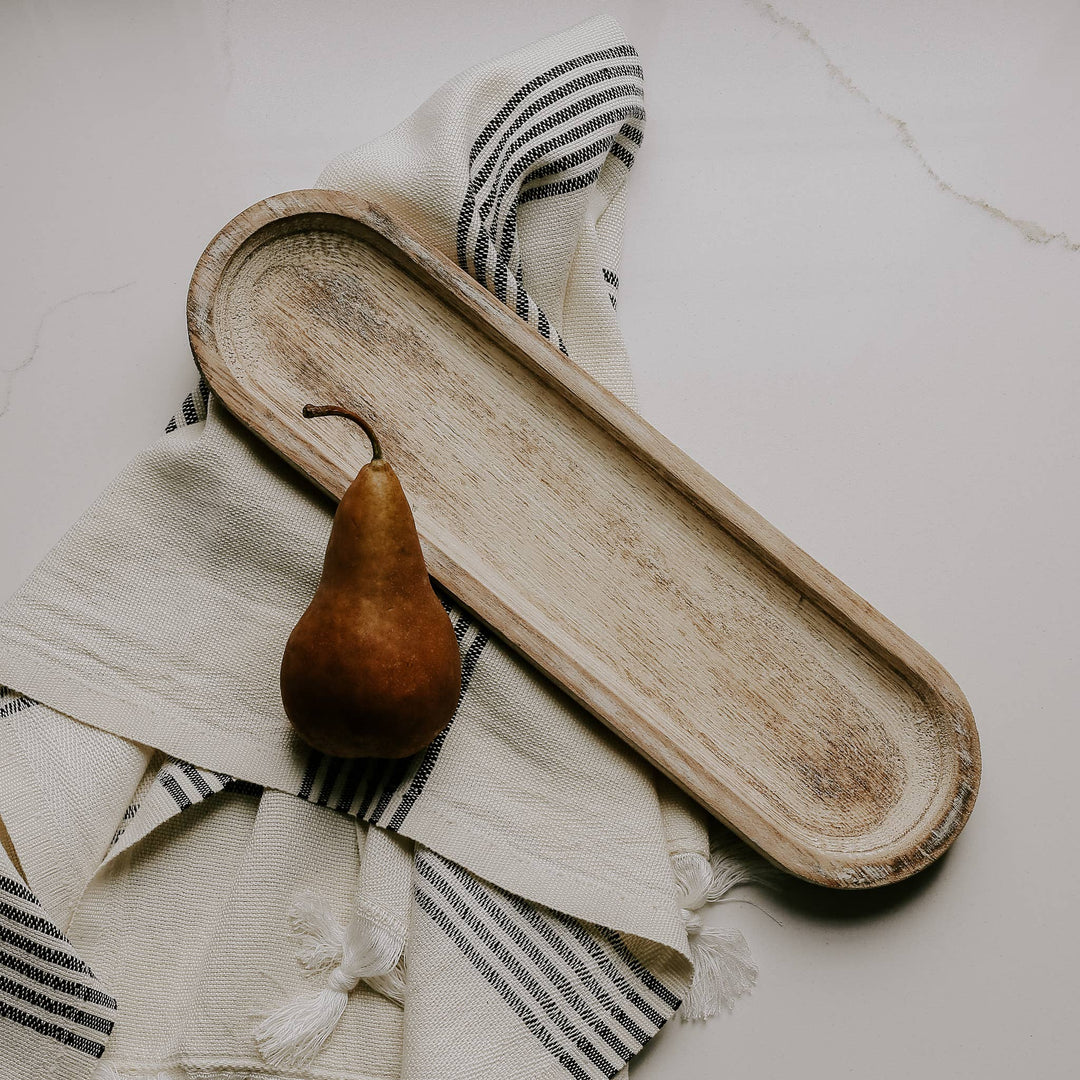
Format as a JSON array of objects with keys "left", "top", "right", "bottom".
[
  {"left": 419, "top": 857, "right": 634, "bottom": 1061},
  {"left": 0, "top": 871, "right": 116, "bottom": 1059},
  {"left": 594, "top": 925, "right": 682, "bottom": 1009},
  {"left": 0, "top": 1001, "right": 107, "bottom": 1059},
  {"left": 415, "top": 849, "right": 681, "bottom": 1079},
  {"left": 474, "top": 75, "right": 644, "bottom": 259},
  {"left": 177, "top": 761, "right": 215, "bottom": 798},
  {"left": 447, "top": 865, "right": 656, "bottom": 1042},
  {"left": 164, "top": 377, "right": 211, "bottom": 433},
  {"left": 0, "top": 974, "right": 113, "bottom": 1035},
  {"left": 548, "top": 909, "right": 681, "bottom": 1013},
  {"left": 383, "top": 625, "right": 489, "bottom": 831},
  {"left": 456, "top": 45, "right": 642, "bottom": 349},
  {"left": 0, "top": 925, "right": 95, "bottom": 976},
  {"left": 472, "top": 97, "right": 645, "bottom": 287},
  {"left": 467, "top": 47, "right": 639, "bottom": 167},
  {"left": 0, "top": 690, "right": 35, "bottom": 721},
  {"left": 158, "top": 770, "right": 192, "bottom": 810},
  {"left": 479, "top": 90, "right": 644, "bottom": 245},
  {"left": 294, "top": 614, "right": 489, "bottom": 833},
  {"left": 0, "top": 949, "right": 116, "bottom": 1009},
  {"left": 610, "top": 142, "right": 635, "bottom": 169},
  {"left": 414, "top": 887, "right": 598, "bottom": 1080},
  {"left": 519, "top": 167, "right": 603, "bottom": 205}
]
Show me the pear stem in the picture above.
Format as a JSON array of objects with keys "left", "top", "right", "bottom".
[{"left": 302, "top": 404, "right": 382, "bottom": 460}]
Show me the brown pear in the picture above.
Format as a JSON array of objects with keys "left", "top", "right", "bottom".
[{"left": 280, "top": 404, "right": 462, "bottom": 758}]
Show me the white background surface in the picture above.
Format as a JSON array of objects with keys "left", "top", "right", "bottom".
[{"left": 2, "top": 1, "right": 1077, "bottom": 1075}]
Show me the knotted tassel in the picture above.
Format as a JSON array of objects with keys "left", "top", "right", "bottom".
[
  {"left": 673, "top": 840, "right": 774, "bottom": 1020},
  {"left": 255, "top": 892, "right": 405, "bottom": 1068}
]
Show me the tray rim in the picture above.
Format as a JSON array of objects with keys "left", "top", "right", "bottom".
[{"left": 187, "top": 188, "right": 981, "bottom": 888}]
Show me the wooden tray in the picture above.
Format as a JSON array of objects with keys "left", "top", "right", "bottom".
[{"left": 188, "top": 190, "right": 980, "bottom": 888}]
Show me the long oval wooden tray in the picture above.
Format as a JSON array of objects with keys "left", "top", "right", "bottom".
[{"left": 188, "top": 189, "right": 980, "bottom": 888}]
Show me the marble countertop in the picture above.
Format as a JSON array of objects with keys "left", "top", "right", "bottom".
[{"left": 2, "top": 1, "right": 1077, "bottom": 1075}]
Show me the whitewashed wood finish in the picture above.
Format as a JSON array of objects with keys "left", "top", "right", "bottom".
[{"left": 187, "top": 190, "right": 980, "bottom": 888}]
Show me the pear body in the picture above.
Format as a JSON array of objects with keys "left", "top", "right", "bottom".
[{"left": 281, "top": 458, "right": 462, "bottom": 758}]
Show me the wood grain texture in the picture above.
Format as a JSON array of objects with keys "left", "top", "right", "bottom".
[{"left": 187, "top": 190, "right": 980, "bottom": 888}]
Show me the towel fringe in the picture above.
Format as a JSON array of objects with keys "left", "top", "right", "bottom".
[
  {"left": 289, "top": 890, "right": 349, "bottom": 973},
  {"left": 673, "top": 839, "right": 773, "bottom": 1020},
  {"left": 255, "top": 892, "right": 405, "bottom": 1068}
]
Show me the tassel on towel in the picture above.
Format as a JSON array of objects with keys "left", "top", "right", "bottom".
[
  {"left": 673, "top": 841, "right": 773, "bottom": 1020},
  {"left": 255, "top": 892, "right": 405, "bottom": 1068}
]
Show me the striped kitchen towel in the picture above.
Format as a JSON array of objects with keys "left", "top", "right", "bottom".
[
  {"left": 0, "top": 845, "right": 116, "bottom": 1068},
  {"left": 0, "top": 16, "right": 767, "bottom": 1080}
]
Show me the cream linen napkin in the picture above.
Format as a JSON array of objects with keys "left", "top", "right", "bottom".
[{"left": 0, "top": 16, "right": 767, "bottom": 1080}]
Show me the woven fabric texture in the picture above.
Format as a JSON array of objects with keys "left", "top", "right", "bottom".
[{"left": 0, "top": 17, "right": 757, "bottom": 1079}]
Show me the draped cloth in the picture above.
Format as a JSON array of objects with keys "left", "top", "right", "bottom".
[{"left": 0, "top": 16, "right": 761, "bottom": 1080}]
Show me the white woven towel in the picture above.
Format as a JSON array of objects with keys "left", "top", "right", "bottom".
[{"left": 0, "top": 16, "right": 768, "bottom": 1080}]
